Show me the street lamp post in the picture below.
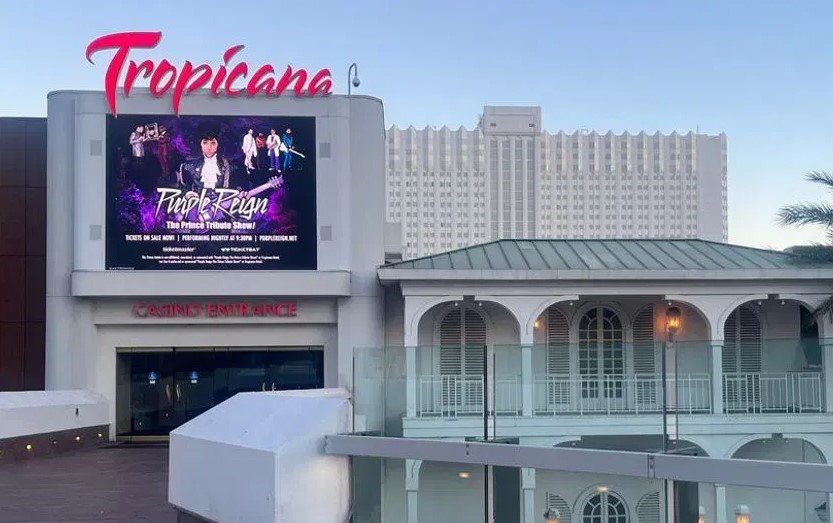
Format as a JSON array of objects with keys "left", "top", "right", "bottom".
[{"left": 347, "top": 63, "right": 360, "bottom": 95}]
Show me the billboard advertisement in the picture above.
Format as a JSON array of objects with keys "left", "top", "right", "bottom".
[{"left": 106, "top": 114, "right": 317, "bottom": 270}]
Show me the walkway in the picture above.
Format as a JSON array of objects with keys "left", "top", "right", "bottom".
[{"left": 0, "top": 445, "right": 179, "bottom": 522}]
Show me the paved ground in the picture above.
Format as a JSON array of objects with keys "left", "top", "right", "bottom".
[{"left": 0, "top": 445, "right": 179, "bottom": 522}]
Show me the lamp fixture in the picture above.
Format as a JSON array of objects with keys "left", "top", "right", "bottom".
[
  {"left": 347, "top": 63, "right": 360, "bottom": 95},
  {"left": 735, "top": 504, "right": 750, "bottom": 523},
  {"left": 457, "top": 471, "right": 470, "bottom": 479},
  {"left": 666, "top": 306, "right": 681, "bottom": 338},
  {"left": 543, "top": 508, "right": 561, "bottom": 523}
]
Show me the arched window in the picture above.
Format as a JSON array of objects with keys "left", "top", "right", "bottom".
[
  {"left": 578, "top": 307, "right": 624, "bottom": 399},
  {"left": 582, "top": 490, "right": 628, "bottom": 523},
  {"left": 439, "top": 308, "right": 486, "bottom": 376}
]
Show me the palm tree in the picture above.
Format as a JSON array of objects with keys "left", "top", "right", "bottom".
[{"left": 778, "top": 170, "right": 833, "bottom": 320}]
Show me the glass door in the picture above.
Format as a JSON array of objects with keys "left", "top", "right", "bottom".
[
  {"left": 118, "top": 349, "right": 176, "bottom": 436},
  {"left": 173, "top": 348, "right": 216, "bottom": 426},
  {"left": 578, "top": 308, "right": 625, "bottom": 409}
]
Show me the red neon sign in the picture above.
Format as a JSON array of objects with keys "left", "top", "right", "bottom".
[
  {"left": 132, "top": 301, "right": 297, "bottom": 319},
  {"left": 85, "top": 32, "right": 332, "bottom": 116}
]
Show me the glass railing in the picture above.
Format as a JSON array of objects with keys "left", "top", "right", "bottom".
[
  {"left": 353, "top": 338, "right": 829, "bottom": 456},
  {"left": 346, "top": 453, "right": 832, "bottom": 522}
]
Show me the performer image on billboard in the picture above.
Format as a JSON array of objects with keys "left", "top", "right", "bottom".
[
  {"left": 106, "top": 114, "right": 317, "bottom": 271},
  {"left": 242, "top": 128, "right": 257, "bottom": 173},
  {"left": 181, "top": 124, "right": 231, "bottom": 191},
  {"left": 129, "top": 126, "right": 145, "bottom": 158},
  {"left": 280, "top": 128, "right": 294, "bottom": 171},
  {"left": 266, "top": 128, "right": 281, "bottom": 172}
]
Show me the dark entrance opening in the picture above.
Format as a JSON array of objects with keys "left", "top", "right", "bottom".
[{"left": 116, "top": 347, "right": 324, "bottom": 439}]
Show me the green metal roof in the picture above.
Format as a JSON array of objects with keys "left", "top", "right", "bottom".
[{"left": 382, "top": 239, "right": 818, "bottom": 271}]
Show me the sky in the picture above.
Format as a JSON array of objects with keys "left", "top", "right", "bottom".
[{"left": 1, "top": 0, "right": 832, "bottom": 250}]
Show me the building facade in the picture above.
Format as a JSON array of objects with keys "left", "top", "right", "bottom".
[
  {"left": 46, "top": 90, "right": 386, "bottom": 440},
  {"left": 386, "top": 106, "right": 727, "bottom": 259},
  {"left": 359, "top": 238, "right": 833, "bottom": 523}
]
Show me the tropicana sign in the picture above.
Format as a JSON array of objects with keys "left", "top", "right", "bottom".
[{"left": 85, "top": 31, "right": 332, "bottom": 116}]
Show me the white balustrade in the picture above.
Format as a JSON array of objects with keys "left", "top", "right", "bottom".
[
  {"left": 723, "top": 372, "right": 823, "bottom": 413},
  {"left": 532, "top": 374, "right": 711, "bottom": 415},
  {"left": 414, "top": 371, "right": 824, "bottom": 417}
]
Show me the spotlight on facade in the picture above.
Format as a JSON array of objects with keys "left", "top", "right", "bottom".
[
  {"left": 457, "top": 472, "right": 470, "bottom": 479},
  {"left": 698, "top": 505, "right": 706, "bottom": 523},
  {"left": 595, "top": 485, "right": 609, "bottom": 493},
  {"left": 543, "top": 508, "right": 561, "bottom": 523},
  {"left": 666, "top": 306, "right": 681, "bottom": 339},
  {"left": 75, "top": 436, "right": 81, "bottom": 442},
  {"left": 534, "top": 319, "right": 541, "bottom": 329},
  {"left": 25, "top": 444, "right": 32, "bottom": 451},
  {"left": 735, "top": 504, "right": 750, "bottom": 523}
]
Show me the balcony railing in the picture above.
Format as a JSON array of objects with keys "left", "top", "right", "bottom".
[
  {"left": 533, "top": 373, "right": 711, "bottom": 415},
  {"left": 413, "top": 372, "right": 825, "bottom": 417},
  {"left": 723, "top": 372, "right": 823, "bottom": 413}
]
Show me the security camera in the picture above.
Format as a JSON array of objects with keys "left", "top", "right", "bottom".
[{"left": 352, "top": 76, "right": 361, "bottom": 88}]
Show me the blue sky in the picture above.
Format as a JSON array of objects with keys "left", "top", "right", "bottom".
[{"left": 2, "top": 0, "right": 832, "bottom": 249}]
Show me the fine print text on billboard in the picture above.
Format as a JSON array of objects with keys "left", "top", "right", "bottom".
[{"left": 106, "top": 114, "right": 317, "bottom": 270}]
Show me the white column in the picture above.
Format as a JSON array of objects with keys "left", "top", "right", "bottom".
[
  {"left": 714, "top": 484, "right": 727, "bottom": 523},
  {"left": 521, "top": 467, "right": 536, "bottom": 523},
  {"left": 822, "top": 338, "right": 833, "bottom": 413},
  {"left": 522, "top": 345, "right": 533, "bottom": 417},
  {"left": 710, "top": 342, "right": 724, "bottom": 414},
  {"left": 827, "top": 493, "right": 833, "bottom": 523},
  {"left": 406, "top": 346, "right": 417, "bottom": 418},
  {"left": 406, "top": 459, "right": 422, "bottom": 523}
]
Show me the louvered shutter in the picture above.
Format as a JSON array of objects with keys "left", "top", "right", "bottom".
[
  {"left": 723, "top": 306, "right": 761, "bottom": 373},
  {"left": 545, "top": 493, "right": 571, "bottom": 523},
  {"left": 738, "top": 307, "right": 761, "bottom": 372},
  {"left": 440, "top": 309, "right": 462, "bottom": 376},
  {"left": 546, "top": 307, "right": 570, "bottom": 375},
  {"left": 633, "top": 306, "right": 656, "bottom": 374},
  {"left": 439, "top": 308, "right": 486, "bottom": 376},
  {"left": 463, "top": 309, "right": 486, "bottom": 376},
  {"left": 636, "top": 491, "right": 661, "bottom": 523}
]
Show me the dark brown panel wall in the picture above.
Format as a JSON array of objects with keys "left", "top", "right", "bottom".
[{"left": 0, "top": 118, "right": 46, "bottom": 390}]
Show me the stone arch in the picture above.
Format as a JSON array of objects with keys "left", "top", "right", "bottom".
[
  {"left": 669, "top": 438, "right": 711, "bottom": 457},
  {"left": 406, "top": 295, "right": 464, "bottom": 345},
  {"left": 725, "top": 435, "right": 827, "bottom": 464},
  {"left": 430, "top": 302, "right": 494, "bottom": 347},
  {"left": 661, "top": 297, "right": 714, "bottom": 341},
  {"left": 716, "top": 294, "right": 768, "bottom": 340},
  {"left": 526, "top": 295, "right": 581, "bottom": 341}
]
